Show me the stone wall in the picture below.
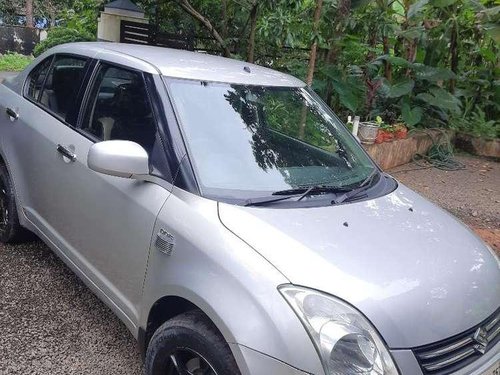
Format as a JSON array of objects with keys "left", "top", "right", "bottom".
[
  {"left": 0, "top": 25, "right": 41, "bottom": 55},
  {"left": 363, "top": 130, "right": 455, "bottom": 170},
  {"left": 455, "top": 133, "right": 500, "bottom": 159}
]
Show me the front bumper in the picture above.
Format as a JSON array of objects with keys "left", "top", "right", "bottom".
[
  {"left": 230, "top": 343, "right": 310, "bottom": 375},
  {"left": 231, "top": 339, "right": 499, "bottom": 375}
]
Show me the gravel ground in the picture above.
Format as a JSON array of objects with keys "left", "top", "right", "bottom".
[
  {"left": 0, "top": 242, "right": 143, "bottom": 375},
  {"left": 390, "top": 154, "right": 500, "bottom": 252},
  {"left": 0, "top": 154, "right": 498, "bottom": 374}
]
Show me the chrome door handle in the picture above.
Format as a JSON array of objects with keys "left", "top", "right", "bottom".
[
  {"left": 57, "top": 144, "right": 77, "bottom": 162},
  {"left": 6, "top": 107, "right": 19, "bottom": 120}
]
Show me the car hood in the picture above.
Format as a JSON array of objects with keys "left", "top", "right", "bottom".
[{"left": 218, "top": 184, "right": 500, "bottom": 348}]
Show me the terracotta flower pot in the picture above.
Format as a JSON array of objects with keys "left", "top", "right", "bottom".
[
  {"left": 394, "top": 124, "right": 408, "bottom": 139},
  {"left": 395, "top": 129, "right": 407, "bottom": 139},
  {"left": 376, "top": 129, "right": 394, "bottom": 143}
]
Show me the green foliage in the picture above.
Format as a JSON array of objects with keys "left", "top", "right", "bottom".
[
  {"left": 450, "top": 109, "right": 500, "bottom": 139},
  {"left": 3, "top": 0, "right": 497, "bottom": 138},
  {"left": 33, "top": 28, "right": 95, "bottom": 57},
  {"left": 61, "top": 0, "right": 104, "bottom": 36},
  {"left": 401, "top": 103, "right": 423, "bottom": 127},
  {"left": 0, "top": 53, "right": 33, "bottom": 71}
]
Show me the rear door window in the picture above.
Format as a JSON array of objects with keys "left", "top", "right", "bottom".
[
  {"left": 39, "top": 55, "right": 88, "bottom": 123},
  {"left": 25, "top": 57, "right": 53, "bottom": 101}
]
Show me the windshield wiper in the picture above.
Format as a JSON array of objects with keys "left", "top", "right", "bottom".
[
  {"left": 244, "top": 185, "right": 349, "bottom": 207},
  {"left": 331, "top": 169, "right": 380, "bottom": 205}
]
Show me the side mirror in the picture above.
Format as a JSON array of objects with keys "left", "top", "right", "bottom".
[{"left": 88, "top": 140, "right": 149, "bottom": 178}]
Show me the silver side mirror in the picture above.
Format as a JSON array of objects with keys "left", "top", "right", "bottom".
[{"left": 88, "top": 140, "right": 149, "bottom": 178}]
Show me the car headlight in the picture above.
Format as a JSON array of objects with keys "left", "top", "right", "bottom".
[{"left": 279, "top": 285, "right": 399, "bottom": 375}]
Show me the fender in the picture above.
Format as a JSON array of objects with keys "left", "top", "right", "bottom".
[{"left": 139, "top": 187, "right": 324, "bottom": 375}]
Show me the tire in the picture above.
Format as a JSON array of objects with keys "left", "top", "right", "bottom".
[
  {"left": 0, "top": 164, "right": 33, "bottom": 243},
  {"left": 145, "top": 310, "right": 241, "bottom": 375}
]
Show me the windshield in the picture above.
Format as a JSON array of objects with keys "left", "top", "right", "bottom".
[{"left": 167, "top": 79, "right": 376, "bottom": 200}]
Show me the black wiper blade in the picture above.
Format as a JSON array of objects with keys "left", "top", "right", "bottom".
[
  {"left": 272, "top": 185, "right": 350, "bottom": 196},
  {"left": 245, "top": 185, "right": 349, "bottom": 207},
  {"left": 332, "top": 169, "right": 380, "bottom": 205},
  {"left": 244, "top": 194, "right": 302, "bottom": 207}
]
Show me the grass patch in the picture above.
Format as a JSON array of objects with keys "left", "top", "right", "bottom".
[{"left": 0, "top": 53, "right": 33, "bottom": 72}]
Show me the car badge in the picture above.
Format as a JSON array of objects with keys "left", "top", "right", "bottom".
[{"left": 472, "top": 327, "right": 489, "bottom": 354}]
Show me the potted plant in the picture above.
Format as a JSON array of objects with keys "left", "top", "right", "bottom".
[
  {"left": 374, "top": 117, "right": 394, "bottom": 144},
  {"left": 393, "top": 123, "right": 408, "bottom": 139}
]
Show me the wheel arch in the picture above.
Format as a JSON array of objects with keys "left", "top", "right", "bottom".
[
  {"left": 0, "top": 148, "right": 6, "bottom": 166},
  {"left": 0, "top": 147, "right": 29, "bottom": 229},
  {"left": 139, "top": 295, "right": 225, "bottom": 360}
]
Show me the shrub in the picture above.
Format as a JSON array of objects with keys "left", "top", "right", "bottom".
[
  {"left": 0, "top": 53, "right": 33, "bottom": 71},
  {"left": 33, "top": 28, "right": 95, "bottom": 57}
]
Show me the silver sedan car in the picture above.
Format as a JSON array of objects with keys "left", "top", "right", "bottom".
[{"left": 0, "top": 43, "right": 499, "bottom": 375}]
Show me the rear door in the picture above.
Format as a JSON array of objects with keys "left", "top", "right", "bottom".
[{"left": 0, "top": 54, "right": 89, "bottom": 229}]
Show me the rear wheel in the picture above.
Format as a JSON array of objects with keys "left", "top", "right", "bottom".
[
  {"left": 145, "top": 310, "right": 240, "bottom": 375},
  {"left": 0, "top": 164, "right": 33, "bottom": 243}
]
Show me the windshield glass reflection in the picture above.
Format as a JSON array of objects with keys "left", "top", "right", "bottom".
[{"left": 168, "top": 79, "right": 375, "bottom": 198}]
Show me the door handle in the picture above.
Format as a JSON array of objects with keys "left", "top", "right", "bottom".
[
  {"left": 6, "top": 107, "right": 19, "bottom": 120},
  {"left": 57, "top": 144, "right": 77, "bottom": 162}
]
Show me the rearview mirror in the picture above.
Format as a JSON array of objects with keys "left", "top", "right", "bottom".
[{"left": 88, "top": 140, "right": 149, "bottom": 178}]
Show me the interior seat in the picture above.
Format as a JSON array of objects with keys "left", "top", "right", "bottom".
[{"left": 109, "top": 82, "right": 156, "bottom": 151}]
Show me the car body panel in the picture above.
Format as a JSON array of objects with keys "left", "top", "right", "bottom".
[
  {"left": 218, "top": 184, "right": 500, "bottom": 348},
  {"left": 230, "top": 343, "right": 311, "bottom": 375},
  {"left": 92, "top": 42, "right": 305, "bottom": 86},
  {"left": 140, "top": 187, "right": 324, "bottom": 375}
]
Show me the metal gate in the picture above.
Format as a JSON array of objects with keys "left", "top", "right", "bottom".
[{"left": 120, "top": 20, "right": 194, "bottom": 51}]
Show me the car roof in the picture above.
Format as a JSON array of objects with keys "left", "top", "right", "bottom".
[{"left": 50, "top": 42, "right": 306, "bottom": 87}]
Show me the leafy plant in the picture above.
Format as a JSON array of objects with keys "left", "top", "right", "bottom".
[
  {"left": 33, "top": 27, "right": 95, "bottom": 57},
  {"left": 450, "top": 109, "right": 499, "bottom": 139}
]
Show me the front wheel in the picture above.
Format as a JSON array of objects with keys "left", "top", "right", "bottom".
[{"left": 145, "top": 310, "right": 240, "bottom": 375}]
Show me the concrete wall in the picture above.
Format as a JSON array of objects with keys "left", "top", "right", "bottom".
[
  {"left": 0, "top": 25, "right": 40, "bottom": 55},
  {"left": 97, "top": 9, "right": 148, "bottom": 42}
]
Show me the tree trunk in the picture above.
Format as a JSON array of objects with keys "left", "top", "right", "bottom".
[
  {"left": 324, "top": 0, "right": 351, "bottom": 105},
  {"left": 366, "top": 23, "right": 377, "bottom": 62},
  {"left": 247, "top": 2, "right": 258, "bottom": 63},
  {"left": 25, "top": 0, "right": 34, "bottom": 28},
  {"left": 221, "top": 0, "right": 228, "bottom": 39},
  {"left": 50, "top": 8, "right": 56, "bottom": 27},
  {"left": 176, "top": 0, "right": 231, "bottom": 57},
  {"left": 305, "top": 0, "right": 324, "bottom": 86},
  {"left": 449, "top": 23, "right": 458, "bottom": 93},
  {"left": 383, "top": 35, "right": 392, "bottom": 81}
]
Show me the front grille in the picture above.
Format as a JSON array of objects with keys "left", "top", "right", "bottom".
[{"left": 413, "top": 308, "right": 500, "bottom": 375}]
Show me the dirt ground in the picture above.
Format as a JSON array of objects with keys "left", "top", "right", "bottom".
[{"left": 390, "top": 154, "right": 499, "bottom": 252}]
